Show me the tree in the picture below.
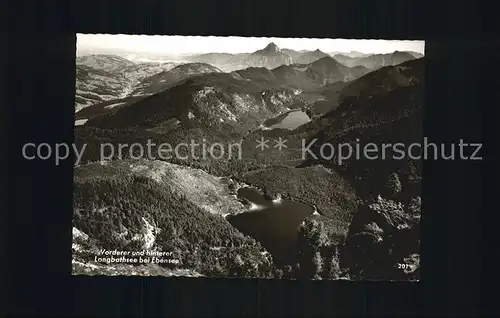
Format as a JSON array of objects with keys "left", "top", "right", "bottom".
[
  {"left": 327, "top": 253, "right": 342, "bottom": 279},
  {"left": 310, "top": 221, "right": 330, "bottom": 249},
  {"left": 384, "top": 172, "right": 402, "bottom": 197},
  {"left": 312, "top": 251, "right": 323, "bottom": 279},
  {"left": 407, "top": 196, "right": 421, "bottom": 215},
  {"left": 296, "top": 218, "right": 330, "bottom": 278},
  {"left": 298, "top": 219, "right": 330, "bottom": 250}
]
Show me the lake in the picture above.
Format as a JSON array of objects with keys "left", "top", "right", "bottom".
[
  {"left": 75, "top": 118, "right": 88, "bottom": 126},
  {"left": 265, "top": 110, "right": 311, "bottom": 130},
  {"left": 227, "top": 187, "right": 315, "bottom": 266}
]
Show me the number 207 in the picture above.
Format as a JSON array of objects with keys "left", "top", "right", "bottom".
[{"left": 397, "top": 263, "right": 412, "bottom": 270}]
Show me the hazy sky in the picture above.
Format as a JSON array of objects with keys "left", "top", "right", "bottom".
[{"left": 77, "top": 34, "right": 425, "bottom": 55}]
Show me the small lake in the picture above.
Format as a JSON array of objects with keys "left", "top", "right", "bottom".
[
  {"left": 75, "top": 119, "right": 88, "bottom": 126},
  {"left": 264, "top": 110, "right": 311, "bottom": 130},
  {"left": 227, "top": 187, "right": 315, "bottom": 266}
]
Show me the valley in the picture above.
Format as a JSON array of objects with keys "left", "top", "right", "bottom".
[{"left": 73, "top": 40, "right": 423, "bottom": 281}]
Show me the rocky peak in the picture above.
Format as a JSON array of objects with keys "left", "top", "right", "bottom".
[{"left": 262, "top": 42, "right": 280, "bottom": 54}]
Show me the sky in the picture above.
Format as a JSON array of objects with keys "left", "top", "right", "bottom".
[{"left": 77, "top": 34, "right": 425, "bottom": 56}]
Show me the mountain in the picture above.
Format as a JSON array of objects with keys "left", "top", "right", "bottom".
[
  {"left": 76, "top": 54, "right": 136, "bottom": 73},
  {"left": 333, "top": 51, "right": 417, "bottom": 70},
  {"left": 294, "top": 49, "right": 330, "bottom": 64},
  {"left": 75, "top": 55, "right": 185, "bottom": 111},
  {"left": 295, "top": 64, "right": 424, "bottom": 192},
  {"left": 405, "top": 51, "right": 424, "bottom": 59},
  {"left": 306, "top": 56, "right": 370, "bottom": 83},
  {"left": 74, "top": 74, "right": 306, "bottom": 167},
  {"left": 329, "top": 51, "right": 372, "bottom": 58},
  {"left": 75, "top": 95, "right": 148, "bottom": 121},
  {"left": 306, "top": 57, "right": 423, "bottom": 116},
  {"left": 82, "top": 72, "right": 305, "bottom": 136},
  {"left": 306, "top": 81, "right": 348, "bottom": 115},
  {"left": 185, "top": 52, "right": 252, "bottom": 72},
  {"left": 273, "top": 48, "right": 330, "bottom": 65},
  {"left": 245, "top": 42, "right": 293, "bottom": 69},
  {"left": 281, "top": 48, "right": 303, "bottom": 62},
  {"left": 187, "top": 53, "right": 236, "bottom": 65},
  {"left": 76, "top": 55, "right": 372, "bottom": 123},
  {"left": 331, "top": 54, "right": 356, "bottom": 68},
  {"left": 240, "top": 58, "right": 425, "bottom": 187},
  {"left": 304, "top": 84, "right": 423, "bottom": 155},
  {"left": 76, "top": 56, "right": 373, "bottom": 142},
  {"left": 75, "top": 65, "right": 128, "bottom": 112},
  {"left": 75, "top": 55, "right": 226, "bottom": 112},
  {"left": 185, "top": 53, "right": 243, "bottom": 72},
  {"left": 337, "top": 57, "right": 424, "bottom": 101},
  {"left": 121, "top": 61, "right": 180, "bottom": 83},
  {"left": 184, "top": 43, "right": 294, "bottom": 72},
  {"left": 235, "top": 56, "right": 370, "bottom": 92},
  {"left": 184, "top": 45, "right": 385, "bottom": 73},
  {"left": 75, "top": 55, "right": 145, "bottom": 111},
  {"left": 129, "top": 63, "right": 223, "bottom": 95}
]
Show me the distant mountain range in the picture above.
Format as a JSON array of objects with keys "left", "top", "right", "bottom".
[
  {"left": 328, "top": 51, "right": 371, "bottom": 58},
  {"left": 185, "top": 42, "right": 294, "bottom": 71},
  {"left": 76, "top": 43, "right": 397, "bottom": 112},
  {"left": 332, "top": 51, "right": 419, "bottom": 69},
  {"left": 235, "top": 56, "right": 370, "bottom": 91},
  {"left": 184, "top": 43, "right": 422, "bottom": 72},
  {"left": 75, "top": 55, "right": 375, "bottom": 129},
  {"left": 75, "top": 44, "right": 424, "bottom": 136},
  {"left": 75, "top": 46, "right": 424, "bottom": 157}
]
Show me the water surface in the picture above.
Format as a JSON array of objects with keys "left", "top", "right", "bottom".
[
  {"left": 75, "top": 119, "right": 88, "bottom": 126},
  {"left": 266, "top": 110, "right": 311, "bottom": 130},
  {"left": 228, "top": 187, "right": 314, "bottom": 265}
]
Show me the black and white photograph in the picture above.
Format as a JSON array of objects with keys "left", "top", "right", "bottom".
[{"left": 71, "top": 34, "right": 424, "bottom": 281}]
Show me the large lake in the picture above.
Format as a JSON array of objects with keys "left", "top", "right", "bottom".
[{"left": 227, "top": 187, "right": 314, "bottom": 266}]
